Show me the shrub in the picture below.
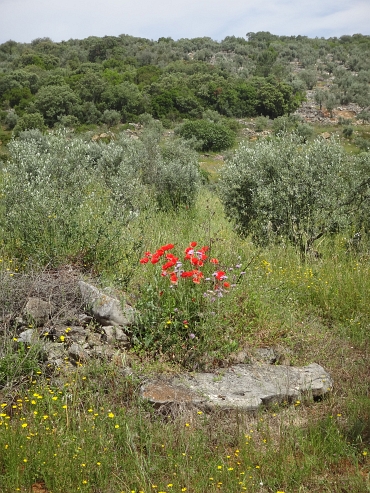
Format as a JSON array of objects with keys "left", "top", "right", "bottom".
[
  {"left": 296, "top": 123, "right": 314, "bottom": 142},
  {"left": 102, "top": 109, "right": 121, "bottom": 127},
  {"left": 4, "top": 109, "right": 18, "bottom": 130},
  {"left": 13, "top": 112, "right": 45, "bottom": 136},
  {"left": 343, "top": 126, "right": 354, "bottom": 138},
  {"left": 177, "top": 119, "right": 235, "bottom": 152},
  {"left": 133, "top": 122, "right": 201, "bottom": 210},
  {"left": 56, "top": 114, "right": 80, "bottom": 128},
  {"left": 34, "top": 85, "right": 79, "bottom": 126},
  {"left": 354, "top": 136, "right": 370, "bottom": 152},
  {"left": 155, "top": 138, "right": 200, "bottom": 209},
  {"left": 219, "top": 135, "right": 357, "bottom": 256},
  {"left": 202, "top": 109, "right": 222, "bottom": 122},
  {"left": 349, "top": 151, "right": 370, "bottom": 239},
  {"left": 254, "top": 115, "right": 271, "bottom": 132},
  {"left": 272, "top": 114, "right": 302, "bottom": 135},
  {"left": 0, "top": 124, "right": 201, "bottom": 273}
]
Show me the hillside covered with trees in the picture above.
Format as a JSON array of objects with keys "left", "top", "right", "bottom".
[{"left": 0, "top": 31, "right": 369, "bottom": 136}]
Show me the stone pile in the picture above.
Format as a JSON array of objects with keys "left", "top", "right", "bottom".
[{"left": 13, "top": 281, "right": 134, "bottom": 370}]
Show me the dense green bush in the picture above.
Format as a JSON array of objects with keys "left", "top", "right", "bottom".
[
  {"left": 102, "top": 109, "right": 121, "bottom": 127},
  {"left": 121, "top": 120, "right": 201, "bottom": 209},
  {"left": 343, "top": 126, "right": 354, "bottom": 138},
  {"left": 155, "top": 138, "right": 200, "bottom": 209},
  {"left": 296, "top": 122, "right": 314, "bottom": 142},
  {"left": 349, "top": 151, "right": 370, "bottom": 237},
  {"left": 34, "top": 85, "right": 79, "bottom": 126},
  {"left": 354, "top": 136, "right": 370, "bottom": 151},
  {"left": 13, "top": 112, "right": 45, "bottom": 135},
  {"left": 272, "top": 114, "right": 302, "bottom": 134},
  {"left": 177, "top": 119, "right": 235, "bottom": 151},
  {"left": 219, "top": 135, "right": 359, "bottom": 255}
]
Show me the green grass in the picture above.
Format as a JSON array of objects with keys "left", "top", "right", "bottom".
[{"left": 0, "top": 362, "right": 368, "bottom": 493}]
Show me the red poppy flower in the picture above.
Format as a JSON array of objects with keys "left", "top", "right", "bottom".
[
  {"left": 193, "top": 270, "right": 203, "bottom": 279},
  {"left": 151, "top": 256, "right": 160, "bottom": 264},
  {"left": 162, "top": 243, "right": 175, "bottom": 251},
  {"left": 144, "top": 251, "right": 152, "bottom": 257},
  {"left": 156, "top": 248, "right": 165, "bottom": 256},
  {"left": 223, "top": 281, "right": 231, "bottom": 288},
  {"left": 163, "top": 260, "right": 177, "bottom": 270},
  {"left": 139, "top": 257, "right": 149, "bottom": 264},
  {"left": 170, "top": 273, "right": 178, "bottom": 284},
  {"left": 210, "top": 258, "right": 219, "bottom": 264},
  {"left": 215, "top": 270, "right": 226, "bottom": 280},
  {"left": 191, "top": 257, "right": 199, "bottom": 266},
  {"left": 181, "top": 271, "right": 194, "bottom": 278},
  {"left": 190, "top": 241, "right": 197, "bottom": 247},
  {"left": 201, "top": 246, "right": 209, "bottom": 252}
]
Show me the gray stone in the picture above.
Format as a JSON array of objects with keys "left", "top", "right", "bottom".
[
  {"left": 102, "top": 326, "right": 116, "bottom": 344},
  {"left": 102, "top": 326, "right": 130, "bottom": 347},
  {"left": 141, "top": 363, "right": 333, "bottom": 412},
  {"left": 252, "top": 347, "right": 279, "bottom": 364},
  {"left": 24, "top": 297, "right": 54, "bottom": 326},
  {"left": 115, "top": 326, "right": 129, "bottom": 343},
  {"left": 87, "top": 332, "right": 103, "bottom": 347},
  {"left": 79, "top": 281, "right": 135, "bottom": 327},
  {"left": 14, "top": 316, "right": 27, "bottom": 329},
  {"left": 78, "top": 313, "right": 93, "bottom": 325},
  {"left": 17, "top": 329, "right": 38, "bottom": 344},
  {"left": 42, "top": 342, "right": 65, "bottom": 365},
  {"left": 68, "top": 343, "right": 90, "bottom": 363},
  {"left": 91, "top": 345, "right": 117, "bottom": 361},
  {"left": 66, "top": 326, "right": 88, "bottom": 344}
]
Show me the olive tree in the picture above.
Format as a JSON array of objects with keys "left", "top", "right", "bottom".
[
  {"left": 0, "top": 131, "right": 143, "bottom": 265},
  {"left": 219, "top": 135, "right": 355, "bottom": 256},
  {"left": 298, "top": 69, "right": 318, "bottom": 90}
]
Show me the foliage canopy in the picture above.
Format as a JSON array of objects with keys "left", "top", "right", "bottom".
[{"left": 219, "top": 135, "right": 365, "bottom": 255}]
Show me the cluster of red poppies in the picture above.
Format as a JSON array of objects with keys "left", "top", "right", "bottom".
[{"left": 139, "top": 241, "right": 229, "bottom": 288}]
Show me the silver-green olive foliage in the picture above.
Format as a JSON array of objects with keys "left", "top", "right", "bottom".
[{"left": 220, "top": 135, "right": 357, "bottom": 255}]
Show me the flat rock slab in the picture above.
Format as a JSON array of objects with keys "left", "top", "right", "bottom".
[{"left": 141, "top": 363, "right": 333, "bottom": 412}]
